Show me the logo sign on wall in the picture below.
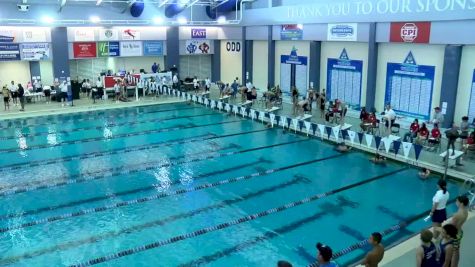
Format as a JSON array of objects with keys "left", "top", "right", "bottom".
[
  {"left": 122, "top": 29, "right": 140, "bottom": 40},
  {"left": 0, "top": 43, "right": 20, "bottom": 61},
  {"left": 73, "top": 42, "right": 97, "bottom": 58},
  {"left": 186, "top": 40, "right": 211, "bottom": 54},
  {"left": 22, "top": 29, "right": 47, "bottom": 42},
  {"left": 143, "top": 41, "right": 164, "bottom": 56},
  {"left": 0, "top": 30, "right": 16, "bottom": 42},
  {"left": 390, "top": 22, "right": 431, "bottom": 43},
  {"left": 225, "top": 41, "right": 241, "bottom": 52},
  {"left": 74, "top": 29, "right": 95, "bottom": 42},
  {"left": 99, "top": 29, "right": 119, "bottom": 41},
  {"left": 120, "top": 41, "right": 143, "bottom": 57},
  {"left": 191, "top": 28, "right": 207, "bottom": 39},
  {"left": 97, "top": 41, "right": 120, "bottom": 57},
  {"left": 280, "top": 24, "right": 303, "bottom": 40},
  {"left": 21, "top": 43, "right": 50, "bottom": 61},
  {"left": 327, "top": 23, "right": 357, "bottom": 41}
]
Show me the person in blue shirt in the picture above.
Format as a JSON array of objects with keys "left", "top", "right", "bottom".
[
  {"left": 151, "top": 62, "right": 159, "bottom": 73},
  {"left": 416, "top": 229, "right": 439, "bottom": 267},
  {"left": 231, "top": 79, "right": 239, "bottom": 98},
  {"left": 316, "top": 243, "right": 339, "bottom": 267}
]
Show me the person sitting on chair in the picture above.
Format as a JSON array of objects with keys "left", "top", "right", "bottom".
[
  {"left": 427, "top": 123, "right": 441, "bottom": 151},
  {"left": 415, "top": 123, "right": 429, "bottom": 145},
  {"left": 361, "top": 111, "right": 377, "bottom": 133},
  {"left": 403, "top": 119, "right": 420, "bottom": 142}
]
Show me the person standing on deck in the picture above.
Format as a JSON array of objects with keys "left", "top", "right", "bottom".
[
  {"left": 450, "top": 195, "right": 469, "bottom": 267},
  {"left": 361, "top": 232, "right": 384, "bottom": 267}
]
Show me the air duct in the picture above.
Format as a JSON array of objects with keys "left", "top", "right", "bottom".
[
  {"left": 164, "top": 0, "right": 188, "bottom": 18},
  {"left": 206, "top": 0, "right": 240, "bottom": 19}
]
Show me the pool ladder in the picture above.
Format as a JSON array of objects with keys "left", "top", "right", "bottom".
[{"left": 463, "top": 178, "right": 475, "bottom": 211}]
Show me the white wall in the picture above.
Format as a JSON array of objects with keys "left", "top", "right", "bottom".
[
  {"left": 375, "top": 43, "right": 445, "bottom": 117},
  {"left": 69, "top": 56, "right": 165, "bottom": 81},
  {"left": 455, "top": 45, "right": 475, "bottom": 121},
  {"left": 274, "top": 41, "right": 310, "bottom": 87},
  {"left": 252, "top": 41, "right": 268, "bottom": 90},
  {"left": 320, "top": 42, "right": 369, "bottom": 106},
  {"left": 220, "top": 40, "right": 242, "bottom": 84},
  {"left": 0, "top": 61, "right": 31, "bottom": 87},
  {"left": 39, "top": 61, "right": 53, "bottom": 85}
]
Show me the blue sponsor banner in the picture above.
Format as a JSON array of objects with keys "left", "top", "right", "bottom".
[
  {"left": 109, "top": 41, "right": 120, "bottom": 57},
  {"left": 0, "top": 43, "right": 20, "bottom": 61},
  {"left": 384, "top": 52, "right": 435, "bottom": 120},
  {"left": 143, "top": 41, "right": 163, "bottom": 56}
]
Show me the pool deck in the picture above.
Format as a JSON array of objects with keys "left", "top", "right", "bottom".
[{"left": 1, "top": 87, "right": 474, "bottom": 267}]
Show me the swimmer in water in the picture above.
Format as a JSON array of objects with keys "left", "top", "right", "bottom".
[
  {"left": 370, "top": 154, "right": 386, "bottom": 164},
  {"left": 335, "top": 142, "right": 351, "bottom": 153},
  {"left": 418, "top": 167, "right": 430, "bottom": 180}
]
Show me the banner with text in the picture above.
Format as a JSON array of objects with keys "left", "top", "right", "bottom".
[
  {"left": 0, "top": 30, "right": 16, "bottom": 43},
  {"left": 22, "top": 29, "right": 47, "bottom": 42},
  {"left": 120, "top": 41, "right": 143, "bottom": 57},
  {"left": 97, "top": 41, "right": 120, "bottom": 57},
  {"left": 21, "top": 43, "right": 50, "bottom": 61},
  {"left": 74, "top": 29, "right": 95, "bottom": 42},
  {"left": 327, "top": 23, "right": 358, "bottom": 41},
  {"left": 73, "top": 42, "right": 97, "bottom": 58},
  {"left": 280, "top": 25, "right": 303, "bottom": 40},
  {"left": 0, "top": 43, "right": 20, "bottom": 61},
  {"left": 121, "top": 29, "right": 141, "bottom": 40},
  {"left": 143, "top": 41, "right": 164, "bottom": 56},
  {"left": 390, "top": 22, "right": 431, "bottom": 43}
]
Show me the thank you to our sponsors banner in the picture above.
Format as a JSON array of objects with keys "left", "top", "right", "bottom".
[
  {"left": 73, "top": 42, "right": 97, "bottom": 58},
  {"left": 120, "top": 41, "right": 143, "bottom": 56},
  {"left": 0, "top": 43, "right": 20, "bottom": 61},
  {"left": 143, "top": 41, "right": 163, "bottom": 56},
  {"left": 390, "top": 22, "right": 431, "bottom": 43},
  {"left": 0, "top": 30, "right": 16, "bottom": 42},
  {"left": 327, "top": 23, "right": 357, "bottom": 41},
  {"left": 21, "top": 43, "right": 50, "bottom": 61},
  {"left": 23, "top": 29, "right": 47, "bottom": 42},
  {"left": 185, "top": 40, "right": 211, "bottom": 54}
]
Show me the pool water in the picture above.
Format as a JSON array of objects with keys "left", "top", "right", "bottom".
[{"left": 0, "top": 102, "right": 462, "bottom": 266}]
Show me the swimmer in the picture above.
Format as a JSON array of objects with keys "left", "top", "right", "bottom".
[
  {"left": 418, "top": 168, "right": 431, "bottom": 180},
  {"left": 370, "top": 154, "right": 386, "bottom": 164},
  {"left": 335, "top": 142, "right": 351, "bottom": 153}
]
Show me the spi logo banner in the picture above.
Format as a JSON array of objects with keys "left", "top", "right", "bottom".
[
  {"left": 327, "top": 23, "right": 357, "bottom": 41},
  {"left": 191, "top": 28, "right": 206, "bottom": 39},
  {"left": 390, "top": 22, "right": 431, "bottom": 43},
  {"left": 186, "top": 40, "right": 211, "bottom": 54}
]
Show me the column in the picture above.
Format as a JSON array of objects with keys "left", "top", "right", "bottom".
[
  {"left": 29, "top": 61, "right": 41, "bottom": 81},
  {"left": 440, "top": 45, "right": 463, "bottom": 128},
  {"left": 50, "top": 27, "right": 70, "bottom": 81},
  {"left": 211, "top": 40, "right": 221, "bottom": 82},
  {"left": 309, "top": 41, "right": 321, "bottom": 90},
  {"left": 366, "top": 22, "right": 378, "bottom": 111},
  {"left": 267, "top": 25, "right": 275, "bottom": 87},
  {"left": 244, "top": 40, "right": 253, "bottom": 84},
  {"left": 165, "top": 27, "right": 180, "bottom": 71}
]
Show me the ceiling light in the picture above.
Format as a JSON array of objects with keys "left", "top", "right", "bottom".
[
  {"left": 41, "top": 16, "right": 55, "bottom": 24},
  {"left": 90, "top": 16, "right": 101, "bottom": 23},
  {"left": 297, "top": 24, "right": 304, "bottom": 30},
  {"left": 177, "top": 17, "right": 187, "bottom": 24},
  {"left": 153, "top": 16, "right": 164, "bottom": 24},
  {"left": 96, "top": 0, "right": 103, "bottom": 5},
  {"left": 217, "top": 16, "right": 226, "bottom": 24}
]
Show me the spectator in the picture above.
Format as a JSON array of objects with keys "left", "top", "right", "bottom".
[
  {"left": 431, "top": 179, "right": 449, "bottom": 229},
  {"left": 427, "top": 123, "right": 441, "bottom": 150},
  {"left": 450, "top": 195, "right": 469, "bottom": 267},
  {"left": 8, "top": 81, "right": 18, "bottom": 106},
  {"left": 18, "top": 84, "right": 25, "bottom": 111},
  {"left": 151, "top": 62, "right": 159, "bottom": 73},
  {"left": 359, "top": 107, "right": 369, "bottom": 121},
  {"left": 319, "top": 89, "right": 326, "bottom": 118},
  {"left": 361, "top": 232, "right": 384, "bottom": 267},
  {"left": 291, "top": 86, "right": 299, "bottom": 115},
  {"left": 60, "top": 81, "right": 68, "bottom": 107},
  {"left": 445, "top": 124, "right": 459, "bottom": 155},
  {"left": 429, "top": 107, "right": 444, "bottom": 126},
  {"left": 459, "top": 116, "right": 469, "bottom": 145},
  {"left": 416, "top": 229, "right": 438, "bottom": 267},
  {"left": 205, "top": 77, "right": 211, "bottom": 92},
  {"left": 415, "top": 123, "right": 429, "bottom": 145},
  {"left": 403, "top": 119, "right": 420, "bottom": 142},
  {"left": 316, "top": 243, "right": 339, "bottom": 267},
  {"left": 2, "top": 85, "right": 10, "bottom": 111},
  {"left": 361, "top": 111, "right": 377, "bottom": 133},
  {"left": 231, "top": 79, "right": 239, "bottom": 98},
  {"left": 382, "top": 104, "right": 396, "bottom": 135},
  {"left": 307, "top": 87, "right": 315, "bottom": 111},
  {"left": 435, "top": 224, "right": 458, "bottom": 267},
  {"left": 462, "top": 131, "right": 474, "bottom": 154}
]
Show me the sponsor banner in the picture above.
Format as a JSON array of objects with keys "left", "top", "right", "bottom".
[
  {"left": 0, "top": 43, "right": 20, "bottom": 61},
  {"left": 99, "top": 29, "right": 119, "bottom": 41},
  {"left": 280, "top": 24, "right": 303, "bottom": 40},
  {"left": 21, "top": 43, "right": 50, "bottom": 61},
  {"left": 225, "top": 41, "right": 241, "bottom": 53},
  {"left": 185, "top": 40, "right": 211, "bottom": 54},
  {"left": 22, "top": 29, "right": 47, "bottom": 42},
  {"left": 390, "top": 22, "right": 431, "bottom": 43},
  {"left": 73, "top": 42, "right": 97, "bottom": 58},
  {"left": 327, "top": 23, "right": 357, "bottom": 41},
  {"left": 0, "top": 30, "right": 16, "bottom": 43},
  {"left": 97, "top": 42, "right": 120, "bottom": 57},
  {"left": 143, "top": 41, "right": 163, "bottom": 56},
  {"left": 121, "top": 41, "right": 143, "bottom": 57},
  {"left": 191, "top": 28, "right": 206, "bottom": 39},
  {"left": 122, "top": 29, "right": 140, "bottom": 40},
  {"left": 109, "top": 42, "right": 120, "bottom": 57},
  {"left": 74, "top": 29, "right": 95, "bottom": 42}
]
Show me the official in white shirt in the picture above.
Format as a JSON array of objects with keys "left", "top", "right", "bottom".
[
  {"left": 205, "top": 77, "right": 211, "bottom": 92},
  {"left": 382, "top": 104, "right": 396, "bottom": 134},
  {"left": 246, "top": 80, "right": 253, "bottom": 90},
  {"left": 173, "top": 74, "right": 179, "bottom": 89},
  {"left": 431, "top": 179, "right": 449, "bottom": 228},
  {"left": 60, "top": 81, "right": 68, "bottom": 106},
  {"left": 193, "top": 76, "right": 199, "bottom": 92},
  {"left": 8, "top": 81, "right": 18, "bottom": 106}
]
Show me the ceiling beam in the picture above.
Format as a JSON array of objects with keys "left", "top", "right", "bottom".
[{"left": 58, "top": 0, "right": 67, "bottom": 12}]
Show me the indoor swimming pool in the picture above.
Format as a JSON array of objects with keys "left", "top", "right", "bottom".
[{"left": 0, "top": 102, "right": 462, "bottom": 266}]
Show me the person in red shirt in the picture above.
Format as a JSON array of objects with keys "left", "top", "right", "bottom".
[
  {"left": 360, "top": 111, "right": 377, "bottom": 133},
  {"left": 416, "top": 123, "right": 429, "bottom": 145},
  {"left": 403, "top": 119, "right": 420, "bottom": 142},
  {"left": 428, "top": 123, "right": 441, "bottom": 151},
  {"left": 463, "top": 131, "right": 475, "bottom": 154}
]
